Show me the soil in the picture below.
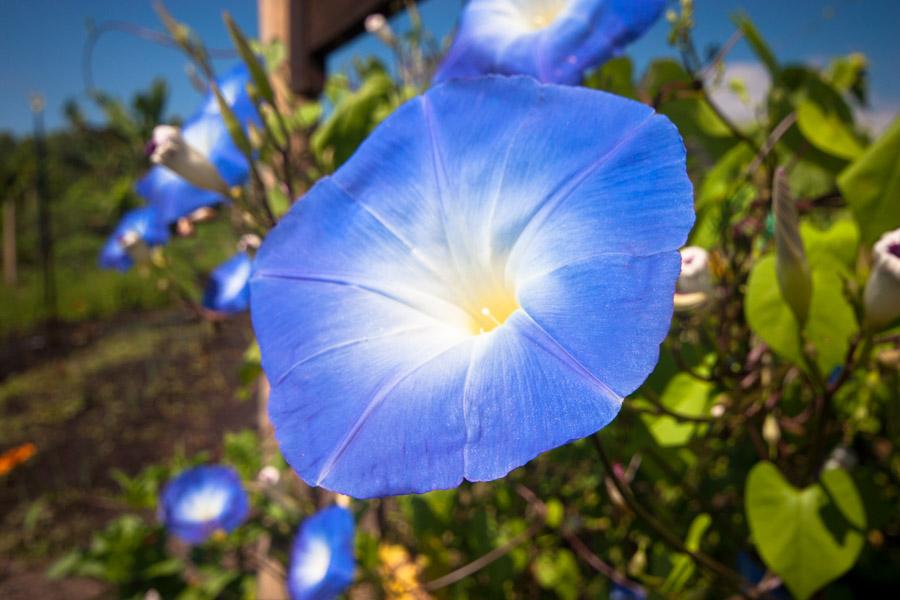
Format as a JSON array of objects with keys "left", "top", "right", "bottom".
[{"left": 0, "top": 308, "right": 257, "bottom": 599}]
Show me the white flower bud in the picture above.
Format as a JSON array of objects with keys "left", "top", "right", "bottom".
[
  {"left": 238, "top": 233, "right": 262, "bottom": 251},
  {"left": 364, "top": 13, "right": 395, "bottom": 46},
  {"left": 863, "top": 227, "right": 900, "bottom": 331},
  {"left": 144, "top": 590, "right": 162, "bottom": 600},
  {"left": 147, "top": 125, "right": 230, "bottom": 195},
  {"left": 188, "top": 206, "right": 218, "bottom": 224},
  {"left": 773, "top": 167, "right": 812, "bottom": 325},
  {"left": 677, "top": 246, "right": 712, "bottom": 295},
  {"left": 257, "top": 465, "right": 280, "bottom": 486}
]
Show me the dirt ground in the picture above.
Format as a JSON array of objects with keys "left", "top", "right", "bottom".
[{"left": 0, "top": 309, "right": 257, "bottom": 599}]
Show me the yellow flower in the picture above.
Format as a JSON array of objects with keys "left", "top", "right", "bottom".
[{"left": 378, "top": 543, "right": 431, "bottom": 600}]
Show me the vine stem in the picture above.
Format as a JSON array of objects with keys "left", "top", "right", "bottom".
[
  {"left": 515, "top": 484, "right": 646, "bottom": 596},
  {"left": 423, "top": 519, "right": 543, "bottom": 591},
  {"left": 591, "top": 435, "right": 765, "bottom": 599}
]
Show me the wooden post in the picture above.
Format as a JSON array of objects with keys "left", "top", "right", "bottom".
[
  {"left": 2, "top": 197, "right": 15, "bottom": 286},
  {"left": 258, "top": 0, "right": 397, "bottom": 96}
]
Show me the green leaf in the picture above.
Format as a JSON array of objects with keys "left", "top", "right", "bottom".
[
  {"left": 641, "top": 373, "right": 714, "bottom": 447},
  {"left": 838, "top": 116, "right": 900, "bottom": 245},
  {"left": 223, "top": 12, "right": 275, "bottom": 104},
  {"left": 661, "top": 513, "right": 712, "bottom": 594},
  {"left": 697, "top": 143, "right": 755, "bottom": 209},
  {"left": 733, "top": 14, "right": 779, "bottom": 75},
  {"left": 544, "top": 498, "right": 565, "bottom": 528},
  {"left": 827, "top": 53, "right": 868, "bottom": 104},
  {"left": 311, "top": 71, "right": 396, "bottom": 169},
  {"left": 768, "top": 67, "right": 852, "bottom": 176},
  {"left": 640, "top": 58, "right": 691, "bottom": 100},
  {"left": 583, "top": 56, "right": 637, "bottom": 99},
  {"left": 533, "top": 549, "right": 581, "bottom": 600},
  {"left": 796, "top": 98, "right": 865, "bottom": 160},
  {"left": 800, "top": 218, "right": 860, "bottom": 272},
  {"left": 745, "top": 255, "right": 858, "bottom": 373},
  {"left": 745, "top": 463, "right": 866, "bottom": 600},
  {"left": 47, "top": 551, "right": 84, "bottom": 580}
]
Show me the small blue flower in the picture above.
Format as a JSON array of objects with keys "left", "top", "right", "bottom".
[
  {"left": 159, "top": 465, "right": 249, "bottom": 544},
  {"left": 136, "top": 166, "right": 226, "bottom": 225},
  {"left": 435, "top": 0, "right": 665, "bottom": 85},
  {"left": 288, "top": 506, "right": 355, "bottom": 600},
  {"left": 610, "top": 582, "right": 645, "bottom": 600},
  {"left": 251, "top": 76, "right": 693, "bottom": 498},
  {"left": 138, "top": 63, "right": 260, "bottom": 224},
  {"left": 202, "top": 252, "right": 253, "bottom": 314},
  {"left": 98, "top": 206, "right": 169, "bottom": 271}
]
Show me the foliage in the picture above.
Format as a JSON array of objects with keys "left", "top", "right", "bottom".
[{"left": 8, "top": 2, "right": 900, "bottom": 599}]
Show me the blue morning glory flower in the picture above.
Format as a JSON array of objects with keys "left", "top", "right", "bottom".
[
  {"left": 250, "top": 76, "right": 693, "bottom": 498},
  {"left": 434, "top": 0, "right": 666, "bottom": 85},
  {"left": 288, "top": 506, "right": 355, "bottom": 600},
  {"left": 98, "top": 206, "right": 169, "bottom": 271},
  {"left": 202, "top": 252, "right": 253, "bottom": 314},
  {"left": 138, "top": 63, "right": 260, "bottom": 224},
  {"left": 159, "top": 465, "right": 249, "bottom": 544},
  {"left": 136, "top": 166, "right": 226, "bottom": 226}
]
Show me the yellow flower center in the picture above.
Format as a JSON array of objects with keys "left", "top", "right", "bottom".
[
  {"left": 515, "top": 0, "right": 568, "bottom": 30},
  {"left": 466, "top": 287, "right": 520, "bottom": 335}
]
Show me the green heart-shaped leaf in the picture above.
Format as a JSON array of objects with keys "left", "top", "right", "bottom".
[
  {"left": 745, "top": 254, "right": 858, "bottom": 373},
  {"left": 745, "top": 462, "right": 866, "bottom": 600}
]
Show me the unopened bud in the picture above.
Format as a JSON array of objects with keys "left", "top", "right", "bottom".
[
  {"left": 365, "top": 14, "right": 395, "bottom": 46},
  {"left": 257, "top": 465, "right": 280, "bottom": 486},
  {"left": 188, "top": 206, "right": 217, "bottom": 224},
  {"left": 773, "top": 167, "right": 812, "bottom": 325},
  {"left": 762, "top": 414, "right": 780, "bottom": 446},
  {"left": 175, "top": 217, "right": 195, "bottom": 237},
  {"left": 863, "top": 227, "right": 900, "bottom": 331},
  {"left": 238, "top": 233, "right": 262, "bottom": 251},
  {"left": 147, "top": 125, "right": 230, "bottom": 195},
  {"left": 678, "top": 246, "right": 712, "bottom": 294}
]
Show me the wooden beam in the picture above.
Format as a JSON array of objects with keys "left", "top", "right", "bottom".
[
  {"left": 258, "top": 0, "right": 400, "bottom": 96},
  {"left": 306, "top": 0, "right": 394, "bottom": 54}
]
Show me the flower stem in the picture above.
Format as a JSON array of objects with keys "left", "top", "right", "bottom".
[{"left": 591, "top": 434, "right": 764, "bottom": 598}]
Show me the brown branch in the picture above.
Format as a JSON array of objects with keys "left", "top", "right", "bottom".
[
  {"left": 423, "top": 520, "right": 542, "bottom": 591},
  {"left": 515, "top": 484, "right": 646, "bottom": 596},
  {"left": 591, "top": 435, "right": 766, "bottom": 599}
]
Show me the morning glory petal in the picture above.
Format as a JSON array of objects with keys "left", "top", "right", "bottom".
[
  {"left": 136, "top": 165, "right": 225, "bottom": 224},
  {"left": 251, "top": 76, "right": 693, "bottom": 497},
  {"left": 98, "top": 206, "right": 169, "bottom": 271},
  {"left": 288, "top": 506, "right": 356, "bottom": 600},
  {"left": 461, "top": 311, "right": 623, "bottom": 481},
  {"left": 159, "top": 465, "right": 248, "bottom": 544},
  {"left": 435, "top": 0, "right": 666, "bottom": 84},
  {"left": 138, "top": 64, "right": 260, "bottom": 223},
  {"left": 517, "top": 252, "right": 682, "bottom": 397},
  {"left": 202, "top": 252, "right": 253, "bottom": 314}
]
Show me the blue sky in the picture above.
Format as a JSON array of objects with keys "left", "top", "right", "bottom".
[{"left": 1, "top": 0, "right": 897, "bottom": 136}]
